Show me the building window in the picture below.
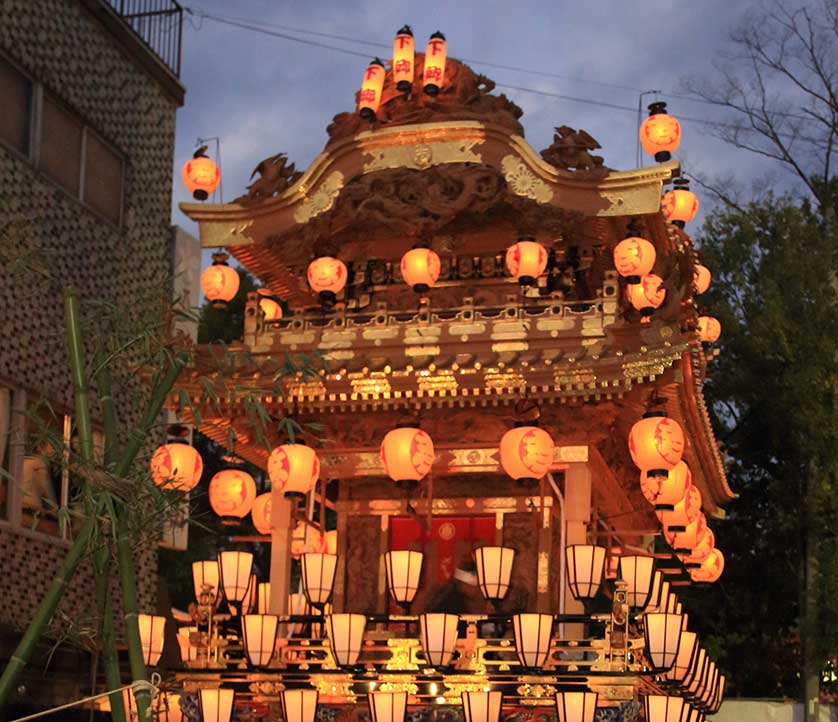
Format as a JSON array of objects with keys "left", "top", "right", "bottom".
[
  {"left": 0, "top": 55, "right": 32, "bottom": 155},
  {"left": 39, "top": 93, "right": 84, "bottom": 197},
  {"left": 84, "top": 130, "right": 123, "bottom": 225}
]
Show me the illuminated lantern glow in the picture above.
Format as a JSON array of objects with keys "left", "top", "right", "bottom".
[
  {"left": 423, "top": 31, "right": 447, "bottom": 96},
  {"left": 618, "top": 555, "right": 656, "bottom": 610},
  {"left": 182, "top": 149, "right": 220, "bottom": 201},
  {"left": 324, "top": 529, "right": 338, "bottom": 555},
  {"left": 177, "top": 626, "right": 199, "bottom": 663},
  {"left": 644, "top": 695, "right": 684, "bottom": 722},
  {"left": 555, "top": 691, "right": 598, "bottom": 722},
  {"left": 290, "top": 520, "right": 328, "bottom": 558},
  {"left": 629, "top": 412, "right": 686, "bottom": 476},
  {"left": 257, "top": 582, "right": 271, "bottom": 614},
  {"left": 644, "top": 612, "right": 684, "bottom": 672},
  {"left": 150, "top": 442, "right": 203, "bottom": 492},
  {"left": 208, "top": 469, "right": 257, "bottom": 525},
  {"left": 462, "top": 691, "right": 503, "bottom": 722},
  {"left": 384, "top": 550, "right": 424, "bottom": 609},
  {"left": 656, "top": 484, "right": 702, "bottom": 532},
  {"left": 512, "top": 613, "right": 553, "bottom": 668},
  {"left": 661, "top": 188, "right": 699, "bottom": 226},
  {"left": 640, "top": 101, "right": 682, "bottom": 162},
  {"left": 693, "top": 265, "right": 711, "bottom": 295},
  {"left": 419, "top": 612, "right": 459, "bottom": 667},
  {"left": 358, "top": 58, "right": 386, "bottom": 121},
  {"left": 678, "top": 526, "right": 716, "bottom": 568},
  {"left": 241, "top": 614, "right": 278, "bottom": 667},
  {"left": 192, "top": 560, "right": 219, "bottom": 603},
  {"left": 400, "top": 246, "right": 441, "bottom": 293},
  {"left": 641, "top": 460, "right": 692, "bottom": 507},
  {"left": 268, "top": 443, "right": 320, "bottom": 494},
  {"left": 690, "top": 548, "right": 725, "bottom": 583},
  {"left": 281, "top": 689, "right": 319, "bottom": 722},
  {"left": 302, "top": 552, "right": 338, "bottom": 608},
  {"left": 499, "top": 424, "right": 555, "bottom": 485},
  {"left": 137, "top": 613, "right": 166, "bottom": 666},
  {"left": 251, "top": 493, "right": 272, "bottom": 535},
  {"left": 684, "top": 647, "right": 707, "bottom": 692},
  {"left": 475, "top": 546, "right": 515, "bottom": 603},
  {"left": 380, "top": 424, "right": 435, "bottom": 488},
  {"left": 505, "top": 238, "right": 548, "bottom": 286},
  {"left": 257, "top": 289, "right": 283, "bottom": 321},
  {"left": 712, "top": 676, "right": 726, "bottom": 714},
  {"left": 565, "top": 544, "right": 607, "bottom": 600},
  {"left": 201, "top": 252, "right": 240, "bottom": 309},
  {"left": 326, "top": 613, "right": 367, "bottom": 666},
  {"left": 393, "top": 25, "right": 415, "bottom": 92},
  {"left": 697, "top": 316, "right": 721, "bottom": 343},
  {"left": 626, "top": 273, "right": 665, "bottom": 318},
  {"left": 665, "top": 513, "right": 708, "bottom": 554},
  {"left": 368, "top": 691, "right": 407, "bottom": 722},
  {"left": 646, "top": 570, "right": 664, "bottom": 611},
  {"left": 199, "top": 689, "right": 235, "bottom": 722},
  {"left": 307, "top": 256, "right": 348, "bottom": 307},
  {"left": 613, "top": 236, "right": 656, "bottom": 284},
  {"left": 217, "top": 550, "right": 253, "bottom": 604},
  {"left": 665, "top": 629, "right": 698, "bottom": 685}
]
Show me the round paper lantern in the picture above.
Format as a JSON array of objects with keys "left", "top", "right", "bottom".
[
  {"left": 613, "top": 237, "right": 656, "bottom": 283},
  {"left": 629, "top": 413, "right": 685, "bottom": 475},
  {"left": 423, "top": 31, "right": 447, "bottom": 96},
  {"left": 258, "top": 289, "right": 283, "bottom": 321},
  {"left": 393, "top": 25, "right": 415, "bottom": 92},
  {"left": 251, "top": 492, "right": 271, "bottom": 535},
  {"left": 626, "top": 274, "right": 665, "bottom": 317},
  {"left": 662, "top": 188, "right": 699, "bottom": 226},
  {"left": 307, "top": 256, "right": 347, "bottom": 306},
  {"left": 268, "top": 443, "right": 320, "bottom": 494},
  {"left": 690, "top": 548, "right": 724, "bottom": 583},
  {"left": 209, "top": 469, "right": 257, "bottom": 524},
  {"left": 380, "top": 425, "right": 435, "bottom": 487},
  {"left": 697, "top": 316, "right": 721, "bottom": 343},
  {"left": 150, "top": 442, "right": 203, "bottom": 491},
  {"left": 641, "top": 461, "right": 692, "bottom": 507},
  {"left": 400, "top": 247, "right": 441, "bottom": 292},
  {"left": 358, "top": 58, "right": 386, "bottom": 120},
  {"left": 506, "top": 238, "right": 548, "bottom": 286},
  {"left": 201, "top": 252, "right": 240, "bottom": 309},
  {"left": 694, "top": 265, "right": 711, "bottom": 295},
  {"left": 499, "top": 424, "right": 554, "bottom": 485},
  {"left": 657, "top": 484, "right": 702, "bottom": 532},
  {"left": 665, "top": 513, "right": 708, "bottom": 553},
  {"left": 640, "top": 102, "right": 681, "bottom": 162},
  {"left": 182, "top": 151, "right": 220, "bottom": 201},
  {"left": 678, "top": 526, "right": 715, "bottom": 568},
  {"left": 290, "top": 521, "right": 328, "bottom": 558}
]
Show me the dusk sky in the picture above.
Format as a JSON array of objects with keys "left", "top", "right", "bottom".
[{"left": 170, "top": 0, "right": 788, "bottom": 242}]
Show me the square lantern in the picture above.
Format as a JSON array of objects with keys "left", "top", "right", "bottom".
[
  {"left": 685, "top": 648, "right": 707, "bottom": 694},
  {"left": 384, "top": 550, "right": 423, "bottom": 611},
  {"left": 192, "top": 560, "right": 219, "bottom": 603},
  {"left": 462, "top": 691, "right": 502, "bottom": 722},
  {"left": 176, "top": 626, "right": 199, "bottom": 663},
  {"left": 646, "top": 571, "right": 663, "bottom": 611},
  {"left": 302, "top": 553, "right": 338, "bottom": 608},
  {"left": 368, "top": 691, "right": 408, "bottom": 722},
  {"left": 419, "top": 612, "right": 459, "bottom": 667},
  {"left": 617, "top": 555, "right": 656, "bottom": 610},
  {"left": 565, "top": 545, "right": 606, "bottom": 601},
  {"left": 217, "top": 551, "right": 253, "bottom": 604},
  {"left": 198, "top": 689, "right": 235, "bottom": 722},
  {"left": 326, "top": 613, "right": 367, "bottom": 666},
  {"left": 512, "top": 613, "right": 553, "bottom": 669},
  {"left": 664, "top": 630, "right": 698, "bottom": 686},
  {"left": 257, "top": 582, "right": 271, "bottom": 614},
  {"left": 644, "top": 695, "right": 684, "bottom": 722},
  {"left": 644, "top": 612, "right": 683, "bottom": 671},
  {"left": 137, "top": 613, "right": 166, "bottom": 666},
  {"left": 475, "top": 546, "right": 515, "bottom": 604},
  {"left": 555, "top": 691, "right": 599, "bottom": 722},
  {"left": 241, "top": 614, "right": 279, "bottom": 667},
  {"left": 281, "top": 689, "right": 319, "bottom": 722}
]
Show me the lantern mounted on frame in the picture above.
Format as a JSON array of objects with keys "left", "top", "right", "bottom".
[
  {"left": 423, "top": 31, "right": 447, "bottom": 96},
  {"left": 380, "top": 422, "right": 435, "bottom": 491},
  {"left": 393, "top": 25, "right": 415, "bottom": 92},
  {"left": 662, "top": 178, "right": 699, "bottom": 228},
  {"left": 358, "top": 58, "right": 386, "bottom": 121},
  {"left": 182, "top": 145, "right": 221, "bottom": 201},
  {"left": 201, "top": 251, "right": 239, "bottom": 309},
  {"left": 639, "top": 101, "right": 681, "bottom": 162}
]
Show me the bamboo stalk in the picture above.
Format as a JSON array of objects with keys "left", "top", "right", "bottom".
[
  {"left": 94, "top": 342, "right": 120, "bottom": 467},
  {"left": 64, "top": 288, "right": 95, "bottom": 464},
  {"left": 93, "top": 545, "right": 127, "bottom": 722}
]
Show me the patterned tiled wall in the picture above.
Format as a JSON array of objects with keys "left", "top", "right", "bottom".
[{"left": 0, "top": 0, "right": 180, "bottom": 637}]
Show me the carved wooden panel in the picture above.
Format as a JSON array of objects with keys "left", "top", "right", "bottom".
[
  {"left": 344, "top": 514, "right": 380, "bottom": 613},
  {"left": 501, "top": 511, "right": 540, "bottom": 614}
]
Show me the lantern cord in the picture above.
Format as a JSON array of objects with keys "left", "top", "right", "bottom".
[{"left": 10, "top": 676, "right": 161, "bottom": 722}]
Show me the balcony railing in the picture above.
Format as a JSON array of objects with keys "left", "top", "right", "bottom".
[{"left": 105, "top": 0, "right": 183, "bottom": 77}]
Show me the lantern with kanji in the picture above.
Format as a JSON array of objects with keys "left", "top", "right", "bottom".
[
  {"left": 626, "top": 274, "right": 665, "bottom": 318},
  {"left": 697, "top": 316, "right": 721, "bottom": 343},
  {"left": 268, "top": 443, "right": 320, "bottom": 494},
  {"left": 694, "top": 265, "right": 711, "bottom": 294},
  {"left": 690, "top": 548, "right": 724, "bottom": 583},
  {"left": 201, "top": 252, "right": 240, "bottom": 309},
  {"left": 656, "top": 484, "right": 702, "bottom": 532},
  {"left": 251, "top": 492, "right": 271, "bottom": 535},
  {"left": 257, "top": 288, "right": 283, "bottom": 321},
  {"left": 613, "top": 237, "right": 656, "bottom": 284},
  {"left": 209, "top": 469, "right": 257, "bottom": 525},
  {"left": 665, "top": 513, "right": 708, "bottom": 554},
  {"left": 393, "top": 25, "right": 415, "bottom": 92},
  {"left": 182, "top": 148, "right": 221, "bottom": 201},
  {"left": 307, "top": 256, "right": 347, "bottom": 307},
  {"left": 380, "top": 424, "right": 435, "bottom": 488},
  {"left": 400, "top": 246, "right": 441, "bottom": 293},
  {"left": 639, "top": 102, "right": 681, "bottom": 162},
  {"left": 150, "top": 442, "right": 203, "bottom": 491},
  {"left": 423, "top": 31, "right": 447, "bottom": 96},
  {"left": 662, "top": 184, "right": 699, "bottom": 227},
  {"left": 629, "top": 412, "right": 685, "bottom": 477},
  {"left": 641, "top": 460, "right": 691, "bottom": 508},
  {"left": 359, "top": 58, "right": 386, "bottom": 120},
  {"left": 506, "top": 238, "right": 548, "bottom": 286},
  {"left": 499, "top": 424, "right": 554, "bottom": 486}
]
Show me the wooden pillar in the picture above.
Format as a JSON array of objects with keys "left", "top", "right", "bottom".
[
  {"left": 268, "top": 485, "right": 293, "bottom": 615},
  {"left": 564, "top": 462, "right": 592, "bottom": 636}
]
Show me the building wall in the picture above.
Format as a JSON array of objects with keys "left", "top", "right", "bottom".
[{"left": 0, "top": 0, "right": 180, "bottom": 644}]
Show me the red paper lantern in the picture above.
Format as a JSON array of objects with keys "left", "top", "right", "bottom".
[
  {"left": 307, "top": 256, "right": 347, "bottom": 306},
  {"left": 662, "top": 188, "right": 699, "bottom": 225},
  {"left": 506, "top": 238, "right": 548, "bottom": 286},
  {"left": 626, "top": 274, "right": 665, "bottom": 317},
  {"left": 690, "top": 548, "right": 724, "bottom": 583},
  {"left": 656, "top": 484, "right": 702, "bottom": 532},
  {"left": 209, "top": 469, "right": 257, "bottom": 524},
  {"left": 629, "top": 413, "right": 685, "bottom": 475},
  {"left": 694, "top": 265, "right": 711, "bottom": 294},
  {"left": 423, "top": 31, "right": 447, "bottom": 96},
  {"left": 268, "top": 443, "right": 320, "bottom": 494},
  {"left": 697, "top": 316, "right": 721, "bottom": 343},
  {"left": 613, "top": 237, "right": 656, "bottom": 283},
  {"left": 251, "top": 492, "right": 271, "bottom": 535},
  {"left": 499, "top": 425, "right": 555, "bottom": 485},
  {"left": 358, "top": 58, "right": 386, "bottom": 120},
  {"left": 393, "top": 25, "right": 415, "bottom": 92},
  {"left": 201, "top": 252, "right": 239, "bottom": 309},
  {"left": 640, "top": 102, "right": 681, "bottom": 162},
  {"left": 290, "top": 520, "right": 328, "bottom": 558},
  {"left": 401, "top": 247, "right": 441, "bottom": 293},
  {"left": 641, "top": 460, "right": 691, "bottom": 507},
  {"left": 380, "top": 425, "right": 435, "bottom": 487},
  {"left": 678, "top": 526, "right": 715, "bottom": 567},
  {"left": 150, "top": 442, "right": 203, "bottom": 491},
  {"left": 182, "top": 150, "right": 220, "bottom": 201},
  {"left": 257, "top": 289, "right": 283, "bottom": 321},
  {"left": 665, "top": 512, "right": 708, "bottom": 553}
]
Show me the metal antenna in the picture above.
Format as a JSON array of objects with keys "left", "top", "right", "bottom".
[{"left": 636, "top": 91, "right": 662, "bottom": 167}]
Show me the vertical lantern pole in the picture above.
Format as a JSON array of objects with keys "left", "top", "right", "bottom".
[
  {"left": 268, "top": 482, "right": 294, "bottom": 615},
  {"left": 563, "top": 461, "right": 592, "bottom": 638}
]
